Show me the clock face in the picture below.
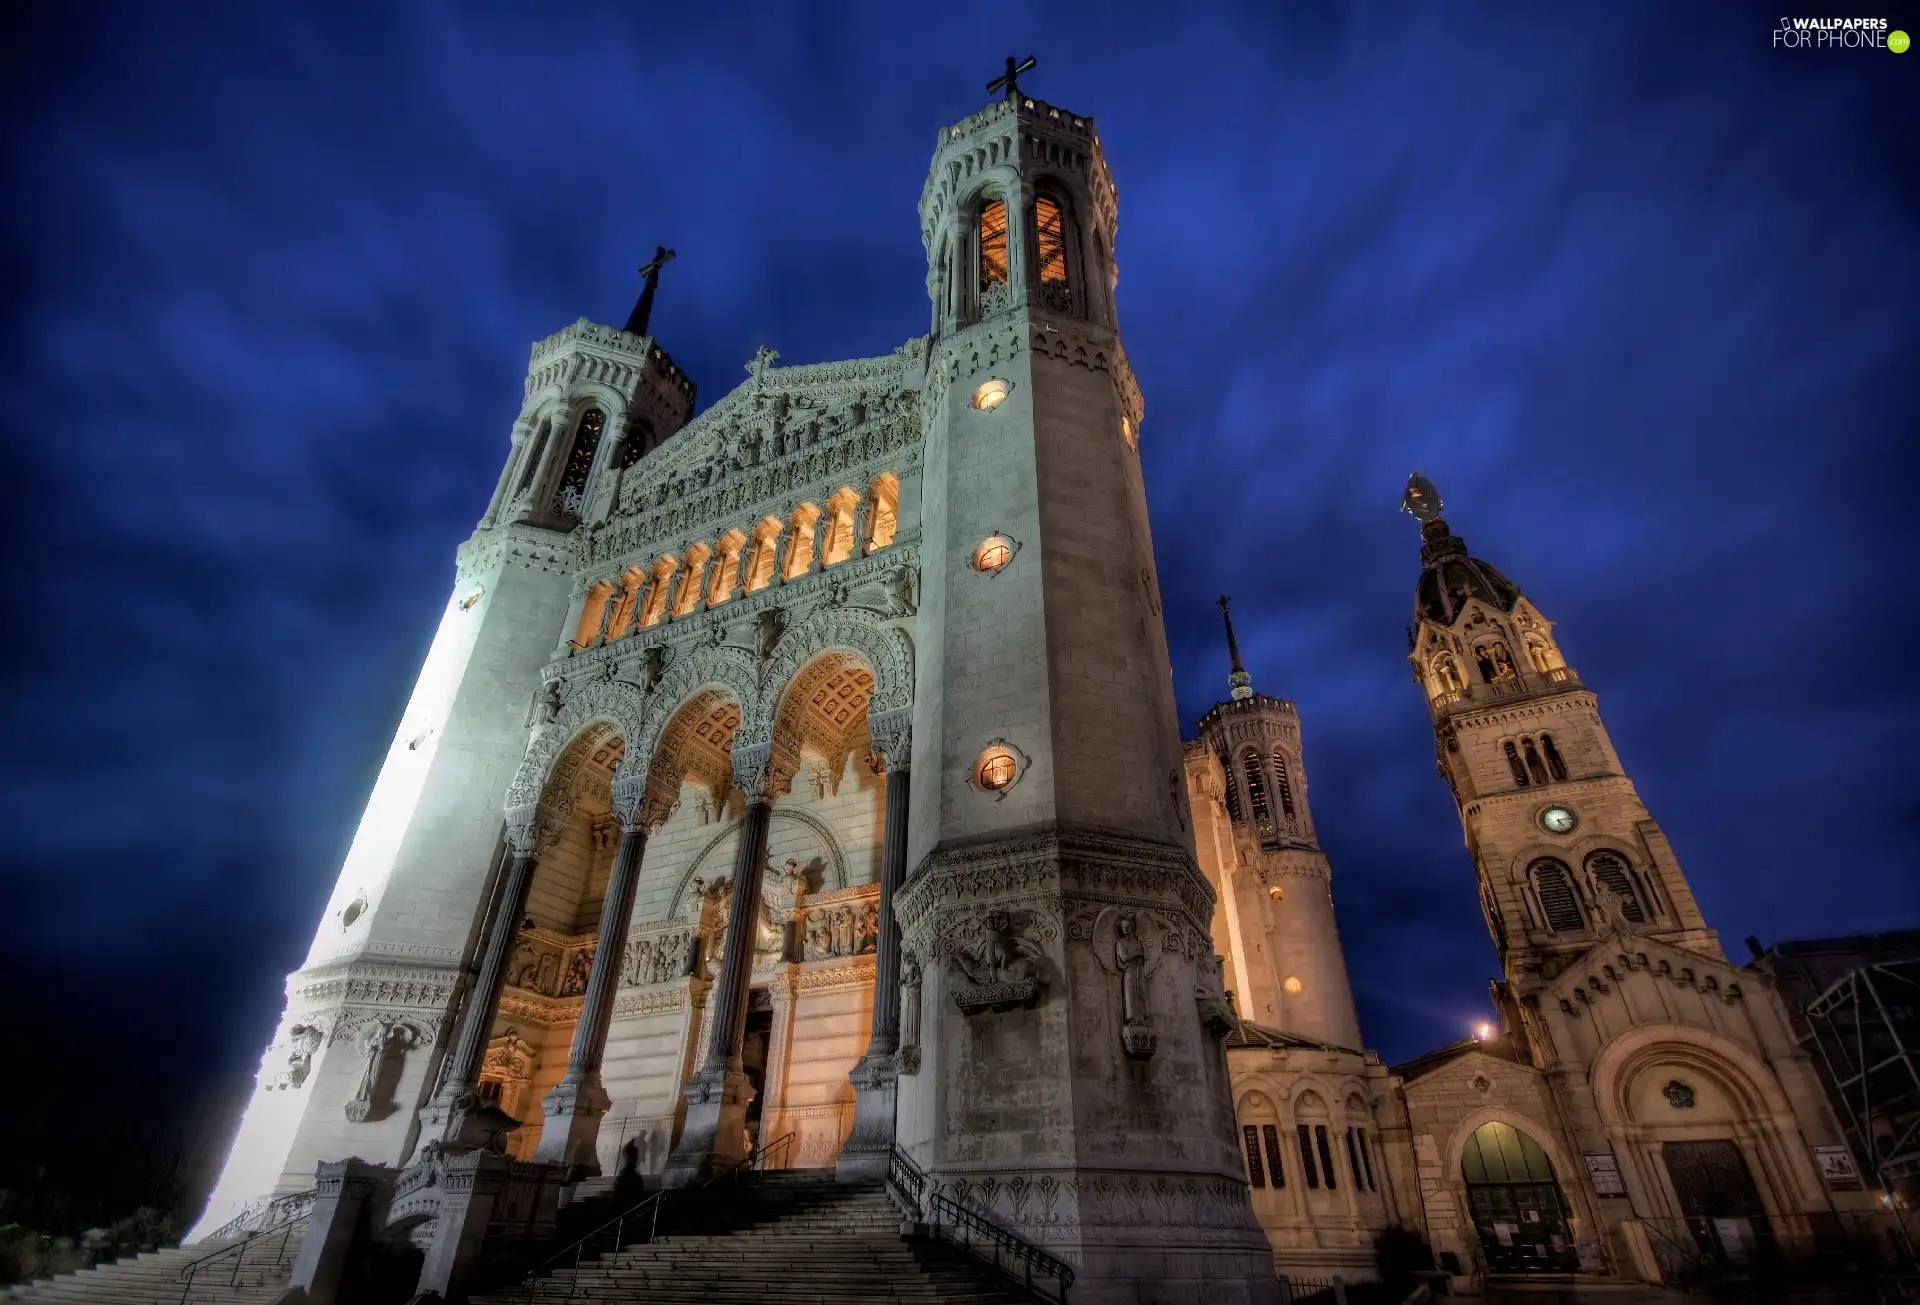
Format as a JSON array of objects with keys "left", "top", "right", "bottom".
[{"left": 1540, "top": 806, "right": 1577, "bottom": 835}]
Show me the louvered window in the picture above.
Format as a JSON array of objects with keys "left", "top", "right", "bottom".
[
  {"left": 978, "top": 200, "right": 1009, "bottom": 295},
  {"left": 1315, "top": 1125, "right": 1338, "bottom": 1190},
  {"left": 1243, "top": 753, "right": 1271, "bottom": 826},
  {"left": 1532, "top": 858, "right": 1585, "bottom": 932},
  {"left": 1262, "top": 1125, "right": 1286, "bottom": 1188},
  {"left": 1243, "top": 1124, "right": 1265, "bottom": 1187},
  {"left": 1272, "top": 752, "right": 1297, "bottom": 820},
  {"left": 1297, "top": 1124, "right": 1320, "bottom": 1189},
  {"left": 1033, "top": 195, "right": 1072, "bottom": 312},
  {"left": 514, "top": 421, "right": 550, "bottom": 497}
]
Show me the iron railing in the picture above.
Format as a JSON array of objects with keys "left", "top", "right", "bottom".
[
  {"left": 200, "top": 1188, "right": 318, "bottom": 1244},
  {"left": 510, "top": 1131, "right": 795, "bottom": 1302},
  {"left": 177, "top": 1194, "right": 314, "bottom": 1305},
  {"left": 886, "top": 1146, "right": 1075, "bottom": 1305}
]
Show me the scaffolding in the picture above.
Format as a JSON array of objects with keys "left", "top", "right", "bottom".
[{"left": 1801, "top": 958, "right": 1920, "bottom": 1261}]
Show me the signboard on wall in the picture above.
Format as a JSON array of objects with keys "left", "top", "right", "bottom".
[
  {"left": 1812, "top": 1144, "right": 1863, "bottom": 1190},
  {"left": 1584, "top": 1151, "right": 1627, "bottom": 1196}
]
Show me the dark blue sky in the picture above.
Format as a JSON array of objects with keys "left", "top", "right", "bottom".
[{"left": 2, "top": 2, "right": 1915, "bottom": 1140}]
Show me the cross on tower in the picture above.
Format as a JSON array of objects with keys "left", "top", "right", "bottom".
[
  {"left": 987, "top": 55, "right": 1036, "bottom": 103},
  {"left": 624, "top": 245, "right": 677, "bottom": 336}
]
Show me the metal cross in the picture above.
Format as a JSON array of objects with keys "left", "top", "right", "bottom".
[
  {"left": 987, "top": 55, "right": 1036, "bottom": 103},
  {"left": 624, "top": 245, "right": 677, "bottom": 336}
]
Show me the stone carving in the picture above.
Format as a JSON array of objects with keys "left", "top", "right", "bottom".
[
  {"left": 622, "top": 930, "right": 692, "bottom": 987},
  {"left": 830, "top": 564, "right": 917, "bottom": 619},
  {"left": 642, "top": 643, "right": 671, "bottom": 693},
  {"left": 1087, "top": 906, "right": 1158, "bottom": 1060},
  {"left": 343, "top": 1019, "right": 424, "bottom": 1123},
  {"left": 759, "top": 608, "right": 915, "bottom": 719},
  {"left": 267, "top": 1024, "right": 324, "bottom": 1091},
  {"left": 898, "top": 952, "right": 923, "bottom": 1075},
  {"left": 1195, "top": 954, "right": 1236, "bottom": 1036},
  {"left": 1664, "top": 1080, "right": 1696, "bottom": 1109},
  {"left": 797, "top": 899, "right": 878, "bottom": 962},
  {"left": 560, "top": 948, "right": 592, "bottom": 997},
  {"left": 756, "top": 607, "right": 787, "bottom": 664},
  {"left": 951, "top": 910, "right": 1045, "bottom": 1015}
]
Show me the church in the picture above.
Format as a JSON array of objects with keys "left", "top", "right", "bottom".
[{"left": 180, "top": 69, "right": 1871, "bottom": 1303}]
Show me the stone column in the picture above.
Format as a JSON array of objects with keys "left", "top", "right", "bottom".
[
  {"left": 838, "top": 709, "right": 911, "bottom": 1182},
  {"left": 663, "top": 740, "right": 780, "bottom": 1187},
  {"left": 421, "top": 805, "right": 545, "bottom": 1153},
  {"left": 532, "top": 771, "right": 651, "bottom": 1175}
]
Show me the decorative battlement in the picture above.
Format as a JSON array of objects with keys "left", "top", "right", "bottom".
[
  {"left": 936, "top": 94, "right": 1096, "bottom": 150},
  {"left": 525, "top": 318, "right": 695, "bottom": 410},
  {"left": 1196, "top": 693, "right": 1299, "bottom": 734}
]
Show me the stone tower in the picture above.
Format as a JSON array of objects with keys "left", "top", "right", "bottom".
[
  {"left": 892, "top": 85, "right": 1278, "bottom": 1304},
  {"left": 189, "top": 315, "right": 694, "bottom": 1237},
  {"left": 1190, "top": 599, "right": 1363, "bottom": 1049},
  {"left": 1400, "top": 472, "right": 1716, "bottom": 989}
]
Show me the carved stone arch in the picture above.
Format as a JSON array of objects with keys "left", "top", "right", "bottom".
[
  {"left": 634, "top": 645, "right": 761, "bottom": 766},
  {"left": 663, "top": 807, "right": 850, "bottom": 917},
  {"left": 505, "top": 680, "right": 646, "bottom": 811},
  {"left": 760, "top": 607, "right": 914, "bottom": 718},
  {"left": 1589, "top": 1024, "right": 1793, "bottom": 1130},
  {"left": 1235, "top": 1085, "right": 1282, "bottom": 1118},
  {"left": 1285, "top": 1076, "right": 1341, "bottom": 1116},
  {"left": 1441, "top": 1105, "right": 1580, "bottom": 1194}
]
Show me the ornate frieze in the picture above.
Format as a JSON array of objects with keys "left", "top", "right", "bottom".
[
  {"left": 287, "top": 960, "right": 461, "bottom": 1013},
  {"left": 505, "top": 927, "right": 596, "bottom": 998}
]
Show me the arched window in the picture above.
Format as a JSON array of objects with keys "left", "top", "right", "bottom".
[
  {"left": 743, "top": 517, "right": 783, "bottom": 593},
  {"left": 865, "top": 474, "right": 899, "bottom": 552},
  {"left": 1460, "top": 1122, "right": 1578, "bottom": 1273},
  {"left": 1527, "top": 640, "right": 1553, "bottom": 674},
  {"left": 1433, "top": 654, "right": 1463, "bottom": 693},
  {"left": 1523, "top": 739, "right": 1550, "bottom": 786},
  {"left": 514, "top": 420, "right": 551, "bottom": 498},
  {"left": 977, "top": 199, "right": 1010, "bottom": 313},
  {"left": 1540, "top": 733, "right": 1568, "bottom": 782},
  {"left": 819, "top": 488, "right": 859, "bottom": 567},
  {"left": 1504, "top": 741, "right": 1531, "bottom": 788},
  {"left": 1530, "top": 858, "right": 1584, "bottom": 933},
  {"left": 1241, "top": 753, "right": 1271, "bottom": 827},
  {"left": 1033, "top": 194, "right": 1072, "bottom": 313},
  {"left": 1223, "top": 764, "right": 1243, "bottom": 822},
  {"left": 551, "top": 409, "right": 605, "bottom": 516},
  {"left": 616, "top": 415, "right": 655, "bottom": 470},
  {"left": 1586, "top": 851, "right": 1647, "bottom": 923},
  {"left": 1271, "top": 751, "right": 1298, "bottom": 821}
]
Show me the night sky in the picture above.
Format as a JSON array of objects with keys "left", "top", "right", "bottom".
[{"left": 2, "top": 2, "right": 1915, "bottom": 1211}]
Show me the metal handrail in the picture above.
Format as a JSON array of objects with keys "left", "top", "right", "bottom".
[
  {"left": 513, "top": 1131, "right": 796, "bottom": 1302},
  {"left": 201, "top": 1188, "right": 318, "bottom": 1244},
  {"left": 886, "top": 1146, "right": 1074, "bottom": 1305},
  {"left": 927, "top": 1192, "right": 1074, "bottom": 1305},
  {"left": 176, "top": 1198, "right": 314, "bottom": 1305}
]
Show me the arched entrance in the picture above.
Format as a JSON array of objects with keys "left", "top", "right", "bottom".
[{"left": 1460, "top": 1121, "right": 1579, "bottom": 1274}]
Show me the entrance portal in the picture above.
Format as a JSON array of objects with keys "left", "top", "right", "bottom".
[
  {"left": 742, "top": 992, "right": 773, "bottom": 1153},
  {"left": 1662, "top": 1139, "right": 1775, "bottom": 1271},
  {"left": 1461, "top": 1121, "right": 1579, "bottom": 1274}
]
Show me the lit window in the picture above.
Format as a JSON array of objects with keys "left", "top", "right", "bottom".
[
  {"left": 551, "top": 409, "right": 606, "bottom": 516},
  {"left": 977, "top": 747, "right": 1018, "bottom": 791},
  {"left": 1120, "top": 416, "right": 1136, "bottom": 449},
  {"left": 978, "top": 200, "right": 1009, "bottom": 295},
  {"left": 1268, "top": 885, "right": 1284, "bottom": 902},
  {"left": 973, "top": 536, "right": 1013, "bottom": 574},
  {"left": 1283, "top": 975, "right": 1303, "bottom": 995},
  {"left": 1034, "top": 195, "right": 1071, "bottom": 312},
  {"left": 972, "top": 378, "right": 1010, "bottom": 411}
]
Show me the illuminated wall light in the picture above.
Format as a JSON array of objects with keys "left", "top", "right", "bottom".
[{"left": 971, "top": 378, "right": 1011, "bottom": 411}]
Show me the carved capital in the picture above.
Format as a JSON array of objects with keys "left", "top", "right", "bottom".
[
  {"left": 608, "top": 771, "right": 651, "bottom": 833},
  {"left": 729, "top": 740, "right": 791, "bottom": 802},
  {"left": 866, "top": 707, "right": 912, "bottom": 774},
  {"left": 503, "top": 804, "right": 541, "bottom": 857}
]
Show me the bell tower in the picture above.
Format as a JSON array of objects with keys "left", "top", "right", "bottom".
[
  {"left": 894, "top": 66, "right": 1278, "bottom": 1305},
  {"left": 1400, "top": 474, "right": 1716, "bottom": 998}
]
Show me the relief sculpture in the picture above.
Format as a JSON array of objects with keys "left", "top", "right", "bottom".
[{"left": 951, "top": 910, "right": 1045, "bottom": 1015}]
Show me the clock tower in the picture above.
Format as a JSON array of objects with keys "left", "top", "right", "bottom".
[{"left": 1399, "top": 474, "right": 1717, "bottom": 995}]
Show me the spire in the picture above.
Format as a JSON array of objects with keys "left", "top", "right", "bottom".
[
  {"left": 1402, "top": 471, "right": 1467, "bottom": 565},
  {"left": 624, "top": 245, "right": 677, "bottom": 336},
  {"left": 1218, "top": 596, "right": 1254, "bottom": 701}
]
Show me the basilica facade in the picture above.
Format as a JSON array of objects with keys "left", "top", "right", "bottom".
[{"left": 190, "top": 79, "right": 1870, "bottom": 1301}]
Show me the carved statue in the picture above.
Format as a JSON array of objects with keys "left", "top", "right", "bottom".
[
  {"left": 830, "top": 906, "right": 853, "bottom": 957},
  {"left": 561, "top": 949, "right": 592, "bottom": 996},
  {"left": 898, "top": 951, "right": 923, "bottom": 1074},
  {"left": 535, "top": 951, "right": 559, "bottom": 995},
  {"left": 510, "top": 941, "right": 540, "bottom": 989},
  {"left": 643, "top": 644, "right": 671, "bottom": 692},
  {"left": 273, "top": 1024, "right": 324, "bottom": 1090},
  {"left": 805, "top": 911, "right": 833, "bottom": 960},
  {"left": 544, "top": 678, "right": 569, "bottom": 722},
  {"left": 1116, "top": 916, "right": 1148, "bottom": 1026},
  {"left": 854, "top": 902, "right": 879, "bottom": 954},
  {"left": 781, "top": 857, "right": 808, "bottom": 900},
  {"left": 343, "top": 1020, "right": 419, "bottom": 1123},
  {"left": 756, "top": 608, "right": 786, "bottom": 663}
]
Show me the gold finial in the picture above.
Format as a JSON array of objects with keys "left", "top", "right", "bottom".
[{"left": 1401, "top": 472, "right": 1444, "bottom": 524}]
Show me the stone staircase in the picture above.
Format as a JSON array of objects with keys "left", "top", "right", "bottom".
[
  {"left": 473, "top": 1171, "right": 1035, "bottom": 1305},
  {"left": 0, "top": 1231, "right": 297, "bottom": 1305}
]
